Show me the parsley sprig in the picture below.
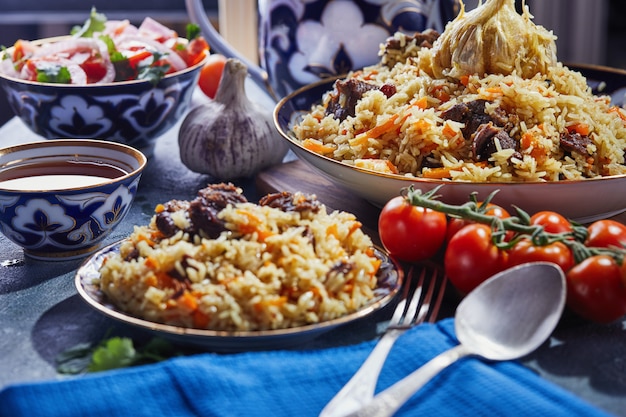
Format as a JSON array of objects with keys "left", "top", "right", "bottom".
[{"left": 56, "top": 335, "right": 181, "bottom": 374}]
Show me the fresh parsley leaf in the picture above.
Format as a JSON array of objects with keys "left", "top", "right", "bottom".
[
  {"left": 56, "top": 335, "right": 181, "bottom": 375},
  {"left": 89, "top": 337, "right": 137, "bottom": 372},
  {"left": 56, "top": 342, "right": 94, "bottom": 375},
  {"left": 186, "top": 23, "right": 201, "bottom": 40},
  {"left": 71, "top": 7, "right": 107, "bottom": 38},
  {"left": 36, "top": 66, "right": 72, "bottom": 84},
  {"left": 136, "top": 51, "right": 170, "bottom": 85},
  {"left": 98, "top": 35, "right": 117, "bottom": 55},
  {"left": 138, "top": 62, "right": 170, "bottom": 85}
]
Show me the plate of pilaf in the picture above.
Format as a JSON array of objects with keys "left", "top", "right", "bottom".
[
  {"left": 75, "top": 184, "right": 402, "bottom": 351},
  {"left": 274, "top": 0, "right": 626, "bottom": 223}
]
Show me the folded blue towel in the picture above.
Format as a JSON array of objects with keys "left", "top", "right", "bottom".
[{"left": 0, "top": 319, "right": 612, "bottom": 417}]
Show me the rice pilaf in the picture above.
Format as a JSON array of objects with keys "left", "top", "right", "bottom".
[
  {"left": 97, "top": 184, "right": 381, "bottom": 331},
  {"left": 293, "top": 31, "right": 626, "bottom": 182}
]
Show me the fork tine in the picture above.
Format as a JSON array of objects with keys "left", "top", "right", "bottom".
[
  {"left": 426, "top": 272, "right": 447, "bottom": 323},
  {"left": 388, "top": 266, "right": 415, "bottom": 326},
  {"left": 401, "top": 267, "right": 426, "bottom": 325}
]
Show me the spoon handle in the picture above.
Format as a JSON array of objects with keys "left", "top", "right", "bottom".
[{"left": 348, "top": 344, "right": 471, "bottom": 417}]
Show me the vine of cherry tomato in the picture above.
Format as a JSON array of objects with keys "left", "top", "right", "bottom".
[{"left": 378, "top": 195, "right": 626, "bottom": 324}]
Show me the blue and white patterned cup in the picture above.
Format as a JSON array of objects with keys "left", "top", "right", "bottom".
[{"left": 186, "top": 0, "right": 460, "bottom": 100}]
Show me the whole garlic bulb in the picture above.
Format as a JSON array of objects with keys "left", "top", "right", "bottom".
[
  {"left": 431, "top": 0, "right": 557, "bottom": 79},
  {"left": 178, "top": 58, "right": 288, "bottom": 180}
]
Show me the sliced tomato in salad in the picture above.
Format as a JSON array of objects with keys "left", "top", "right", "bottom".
[{"left": 0, "top": 10, "right": 209, "bottom": 85}]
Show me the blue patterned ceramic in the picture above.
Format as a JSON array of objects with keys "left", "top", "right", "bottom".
[
  {"left": 187, "top": 0, "right": 461, "bottom": 99},
  {"left": 0, "top": 139, "right": 146, "bottom": 260},
  {"left": 0, "top": 36, "right": 206, "bottom": 150}
]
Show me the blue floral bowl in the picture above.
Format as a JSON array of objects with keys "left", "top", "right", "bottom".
[
  {"left": 0, "top": 36, "right": 205, "bottom": 150},
  {"left": 0, "top": 139, "right": 147, "bottom": 260}
]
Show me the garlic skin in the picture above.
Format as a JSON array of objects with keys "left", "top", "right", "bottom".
[
  {"left": 431, "top": 0, "right": 557, "bottom": 79},
  {"left": 178, "top": 58, "right": 288, "bottom": 180}
]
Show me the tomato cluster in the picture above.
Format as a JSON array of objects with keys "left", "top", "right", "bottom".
[{"left": 378, "top": 195, "right": 626, "bottom": 324}]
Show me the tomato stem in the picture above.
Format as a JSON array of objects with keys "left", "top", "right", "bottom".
[{"left": 403, "top": 185, "right": 626, "bottom": 264}]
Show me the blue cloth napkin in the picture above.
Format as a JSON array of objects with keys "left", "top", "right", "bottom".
[{"left": 0, "top": 319, "right": 612, "bottom": 417}]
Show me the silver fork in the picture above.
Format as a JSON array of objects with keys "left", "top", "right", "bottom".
[{"left": 319, "top": 265, "right": 447, "bottom": 417}]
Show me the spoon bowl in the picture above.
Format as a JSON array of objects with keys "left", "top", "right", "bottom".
[
  {"left": 347, "top": 261, "right": 566, "bottom": 417},
  {"left": 455, "top": 261, "right": 567, "bottom": 361}
]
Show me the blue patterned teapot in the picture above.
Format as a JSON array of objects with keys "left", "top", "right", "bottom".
[{"left": 186, "top": 0, "right": 460, "bottom": 100}]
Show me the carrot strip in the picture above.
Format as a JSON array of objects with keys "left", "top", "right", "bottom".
[
  {"left": 442, "top": 122, "right": 458, "bottom": 139},
  {"left": 567, "top": 123, "right": 590, "bottom": 136},
  {"left": 609, "top": 106, "right": 626, "bottom": 123},
  {"left": 422, "top": 167, "right": 452, "bottom": 179},
  {"left": 326, "top": 224, "right": 339, "bottom": 239},
  {"left": 302, "top": 138, "right": 335, "bottom": 154},
  {"left": 414, "top": 96, "right": 428, "bottom": 110},
  {"left": 350, "top": 113, "right": 400, "bottom": 145},
  {"left": 144, "top": 256, "right": 159, "bottom": 269},
  {"left": 413, "top": 119, "right": 432, "bottom": 134},
  {"left": 178, "top": 291, "right": 198, "bottom": 310},
  {"left": 355, "top": 159, "right": 399, "bottom": 174}
]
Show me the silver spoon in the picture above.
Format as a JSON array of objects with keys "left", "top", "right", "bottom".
[{"left": 344, "top": 261, "right": 566, "bottom": 417}]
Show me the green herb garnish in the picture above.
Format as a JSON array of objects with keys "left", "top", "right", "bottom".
[
  {"left": 57, "top": 336, "right": 180, "bottom": 374},
  {"left": 71, "top": 7, "right": 107, "bottom": 38},
  {"left": 186, "top": 23, "right": 201, "bottom": 40},
  {"left": 36, "top": 65, "right": 72, "bottom": 83}
]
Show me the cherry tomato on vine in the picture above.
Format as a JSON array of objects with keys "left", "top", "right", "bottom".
[
  {"left": 378, "top": 196, "right": 447, "bottom": 262},
  {"left": 444, "top": 223, "right": 508, "bottom": 295},
  {"left": 585, "top": 219, "right": 626, "bottom": 249},
  {"left": 566, "top": 255, "right": 626, "bottom": 323},
  {"left": 507, "top": 238, "right": 574, "bottom": 272},
  {"left": 446, "top": 203, "right": 511, "bottom": 242},
  {"left": 198, "top": 54, "right": 227, "bottom": 99},
  {"left": 529, "top": 211, "right": 573, "bottom": 234}
]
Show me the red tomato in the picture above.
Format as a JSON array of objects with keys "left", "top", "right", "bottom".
[
  {"left": 446, "top": 203, "right": 511, "bottom": 242},
  {"left": 198, "top": 54, "right": 227, "bottom": 99},
  {"left": 378, "top": 196, "right": 447, "bottom": 262},
  {"left": 80, "top": 55, "right": 108, "bottom": 84},
  {"left": 566, "top": 255, "right": 626, "bottom": 323},
  {"left": 444, "top": 223, "right": 508, "bottom": 295},
  {"left": 530, "top": 211, "right": 573, "bottom": 234},
  {"left": 585, "top": 219, "right": 626, "bottom": 249},
  {"left": 179, "top": 37, "right": 210, "bottom": 66},
  {"left": 507, "top": 238, "right": 574, "bottom": 272}
]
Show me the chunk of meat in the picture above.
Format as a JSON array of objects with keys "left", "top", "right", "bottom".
[
  {"left": 188, "top": 183, "right": 247, "bottom": 238},
  {"left": 325, "top": 79, "right": 396, "bottom": 121},
  {"left": 384, "top": 29, "right": 441, "bottom": 52},
  {"left": 441, "top": 100, "right": 492, "bottom": 140},
  {"left": 472, "top": 122, "right": 519, "bottom": 161},
  {"left": 154, "top": 183, "right": 247, "bottom": 239},
  {"left": 560, "top": 131, "right": 593, "bottom": 156},
  {"left": 259, "top": 191, "right": 321, "bottom": 213},
  {"left": 155, "top": 199, "right": 191, "bottom": 238}
]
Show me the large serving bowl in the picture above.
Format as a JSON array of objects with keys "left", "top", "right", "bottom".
[
  {"left": 274, "top": 64, "right": 626, "bottom": 223},
  {"left": 0, "top": 139, "right": 146, "bottom": 260},
  {"left": 0, "top": 36, "right": 206, "bottom": 150}
]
